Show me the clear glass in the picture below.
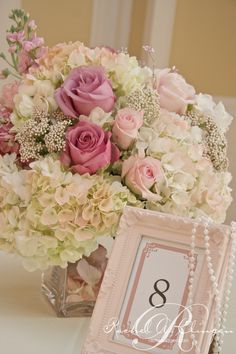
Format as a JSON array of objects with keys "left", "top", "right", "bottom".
[{"left": 41, "top": 245, "right": 108, "bottom": 317}]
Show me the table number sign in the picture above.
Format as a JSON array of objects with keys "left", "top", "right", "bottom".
[
  {"left": 114, "top": 238, "right": 201, "bottom": 353},
  {"left": 82, "top": 207, "right": 235, "bottom": 354}
]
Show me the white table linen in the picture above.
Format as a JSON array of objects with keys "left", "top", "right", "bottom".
[
  {"left": 0, "top": 252, "right": 235, "bottom": 354},
  {"left": 0, "top": 253, "right": 90, "bottom": 354}
]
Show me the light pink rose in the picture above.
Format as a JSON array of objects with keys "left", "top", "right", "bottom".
[
  {"left": 55, "top": 66, "right": 115, "bottom": 118},
  {"left": 61, "top": 120, "right": 120, "bottom": 174},
  {"left": 0, "top": 105, "right": 19, "bottom": 155},
  {"left": 155, "top": 68, "right": 195, "bottom": 114},
  {"left": 122, "top": 156, "right": 164, "bottom": 201},
  {"left": 112, "top": 108, "right": 143, "bottom": 150},
  {"left": 0, "top": 81, "right": 19, "bottom": 111}
]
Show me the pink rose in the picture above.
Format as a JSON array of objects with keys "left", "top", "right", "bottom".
[
  {"left": 61, "top": 120, "right": 120, "bottom": 174},
  {"left": 112, "top": 108, "right": 143, "bottom": 150},
  {"left": 155, "top": 68, "right": 195, "bottom": 114},
  {"left": 122, "top": 156, "right": 164, "bottom": 201},
  {"left": 55, "top": 66, "right": 115, "bottom": 118},
  {"left": 0, "top": 81, "right": 19, "bottom": 111},
  {"left": 0, "top": 105, "right": 19, "bottom": 155}
]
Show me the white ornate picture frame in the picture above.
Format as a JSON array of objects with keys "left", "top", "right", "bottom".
[{"left": 82, "top": 207, "right": 232, "bottom": 354}]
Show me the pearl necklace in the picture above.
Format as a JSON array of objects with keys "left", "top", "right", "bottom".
[
  {"left": 188, "top": 218, "right": 236, "bottom": 353},
  {"left": 188, "top": 221, "right": 200, "bottom": 353}
]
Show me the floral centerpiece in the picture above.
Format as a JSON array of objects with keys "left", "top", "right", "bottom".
[{"left": 0, "top": 10, "right": 233, "bottom": 315}]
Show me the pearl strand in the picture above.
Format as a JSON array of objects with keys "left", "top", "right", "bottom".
[
  {"left": 188, "top": 221, "right": 200, "bottom": 353},
  {"left": 203, "top": 218, "right": 222, "bottom": 353},
  {"left": 212, "top": 221, "right": 236, "bottom": 353},
  {"left": 203, "top": 219, "right": 236, "bottom": 354}
]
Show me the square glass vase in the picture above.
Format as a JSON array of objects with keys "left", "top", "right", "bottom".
[{"left": 41, "top": 245, "right": 107, "bottom": 317}]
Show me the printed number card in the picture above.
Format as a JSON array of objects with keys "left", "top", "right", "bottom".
[{"left": 82, "top": 207, "right": 232, "bottom": 354}]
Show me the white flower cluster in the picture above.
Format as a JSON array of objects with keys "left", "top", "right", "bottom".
[
  {"left": 135, "top": 109, "right": 232, "bottom": 223},
  {"left": 0, "top": 154, "right": 140, "bottom": 270},
  {"left": 0, "top": 38, "right": 233, "bottom": 271}
]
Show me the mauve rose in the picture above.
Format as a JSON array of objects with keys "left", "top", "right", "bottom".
[
  {"left": 112, "top": 108, "right": 143, "bottom": 150},
  {"left": 155, "top": 68, "right": 195, "bottom": 114},
  {"left": 122, "top": 156, "right": 164, "bottom": 201},
  {"left": 61, "top": 120, "right": 120, "bottom": 174},
  {"left": 55, "top": 66, "right": 115, "bottom": 118}
]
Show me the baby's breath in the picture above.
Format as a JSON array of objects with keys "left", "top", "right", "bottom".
[
  {"left": 16, "top": 107, "right": 73, "bottom": 162},
  {"left": 126, "top": 87, "right": 160, "bottom": 125},
  {"left": 187, "top": 110, "right": 228, "bottom": 171}
]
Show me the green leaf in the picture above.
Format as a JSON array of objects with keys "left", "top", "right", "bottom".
[{"left": 1, "top": 68, "right": 10, "bottom": 78}]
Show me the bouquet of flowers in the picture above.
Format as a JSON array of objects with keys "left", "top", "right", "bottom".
[{"left": 0, "top": 9, "right": 233, "bottom": 272}]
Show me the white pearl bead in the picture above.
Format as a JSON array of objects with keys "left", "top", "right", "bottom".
[
  {"left": 208, "top": 268, "right": 214, "bottom": 275},
  {"left": 207, "top": 263, "right": 213, "bottom": 270},
  {"left": 229, "top": 268, "right": 234, "bottom": 275}
]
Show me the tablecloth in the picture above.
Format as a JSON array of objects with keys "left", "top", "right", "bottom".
[
  {"left": 1, "top": 252, "right": 235, "bottom": 354},
  {"left": 0, "top": 253, "right": 90, "bottom": 354}
]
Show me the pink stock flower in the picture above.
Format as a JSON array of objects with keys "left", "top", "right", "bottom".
[
  {"left": 28, "top": 20, "right": 37, "bottom": 30},
  {"left": 0, "top": 104, "right": 11, "bottom": 119},
  {"left": 61, "top": 120, "right": 120, "bottom": 174},
  {"left": 0, "top": 104, "right": 19, "bottom": 155},
  {"left": 8, "top": 45, "right": 17, "bottom": 53},
  {"left": 0, "top": 81, "right": 19, "bottom": 111},
  {"left": 112, "top": 108, "right": 143, "bottom": 150},
  {"left": 155, "top": 68, "right": 195, "bottom": 114},
  {"left": 23, "top": 37, "right": 44, "bottom": 52},
  {"left": 55, "top": 66, "right": 115, "bottom": 118},
  {"left": 7, "top": 31, "right": 24, "bottom": 43},
  {"left": 17, "top": 50, "right": 33, "bottom": 74},
  {"left": 122, "top": 155, "right": 164, "bottom": 201}
]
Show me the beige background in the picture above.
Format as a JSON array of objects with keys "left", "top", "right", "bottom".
[
  {"left": 22, "top": 0, "right": 93, "bottom": 46},
  {"left": 0, "top": 1, "right": 235, "bottom": 352}
]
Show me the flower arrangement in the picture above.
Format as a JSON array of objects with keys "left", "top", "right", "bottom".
[{"left": 0, "top": 9, "right": 233, "bottom": 271}]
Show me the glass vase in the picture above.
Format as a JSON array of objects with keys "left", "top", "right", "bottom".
[{"left": 41, "top": 245, "right": 108, "bottom": 317}]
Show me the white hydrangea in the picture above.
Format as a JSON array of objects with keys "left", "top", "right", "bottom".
[
  {"left": 13, "top": 76, "right": 57, "bottom": 128},
  {"left": 136, "top": 109, "right": 232, "bottom": 223},
  {"left": 196, "top": 93, "right": 233, "bottom": 133},
  {"left": 0, "top": 155, "right": 140, "bottom": 270}
]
